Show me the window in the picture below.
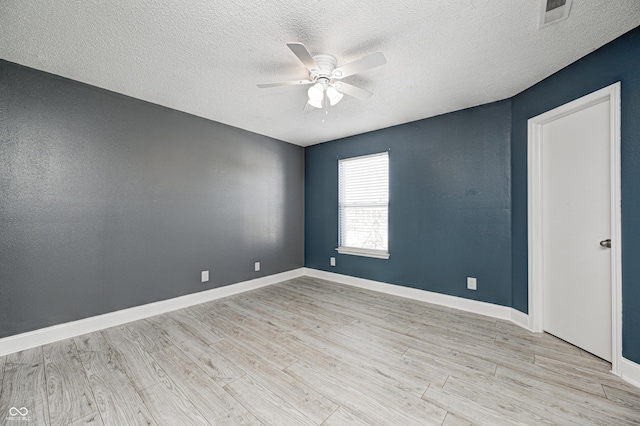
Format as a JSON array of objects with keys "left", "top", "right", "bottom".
[{"left": 337, "top": 152, "right": 389, "bottom": 259}]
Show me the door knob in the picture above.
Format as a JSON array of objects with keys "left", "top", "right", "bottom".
[{"left": 600, "top": 239, "right": 611, "bottom": 248}]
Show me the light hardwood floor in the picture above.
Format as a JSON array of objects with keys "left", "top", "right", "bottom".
[{"left": 1, "top": 276, "right": 639, "bottom": 425}]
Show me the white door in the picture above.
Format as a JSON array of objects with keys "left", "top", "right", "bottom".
[{"left": 541, "top": 98, "right": 612, "bottom": 361}]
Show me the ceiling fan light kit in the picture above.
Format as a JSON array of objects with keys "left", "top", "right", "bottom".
[
  {"left": 258, "top": 42, "right": 386, "bottom": 110},
  {"left": 306, "top": 78, "right": 344, "bottom": 109}
]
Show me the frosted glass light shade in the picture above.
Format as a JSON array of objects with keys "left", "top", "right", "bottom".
[
  {"left": 307, "top": 83, "right": 324, "bottom": 101},
  {"left": 307, "top": 98, "right": 323, "bottom": 108},
  {"left": 326, "top": 85, "right": 344, "bottom": 106}
]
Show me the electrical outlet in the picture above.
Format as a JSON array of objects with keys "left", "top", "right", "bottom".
[
  {"left": 201, "top": 270, "right": 209, "bottom": 283},
  {"left": 254, "top": 261, "right": 260, "bottom": 272},
  {"left": 330, "top": 257, "right": 336, "bottom": 266},
  {"left": 467, "top": 277, "right": 477, "bottom": 290}
]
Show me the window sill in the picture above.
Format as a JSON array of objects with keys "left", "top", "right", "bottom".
[{"left": 336, "top": 247, "right": 390, "bottom": 259}]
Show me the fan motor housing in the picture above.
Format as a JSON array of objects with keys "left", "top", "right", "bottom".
[{"left": 311, "top": 54, "right": 337, "bottom": 78}]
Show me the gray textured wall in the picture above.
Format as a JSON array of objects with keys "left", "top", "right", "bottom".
[{"left": 0, "top": 59, "right": 304, "bottom": 338}]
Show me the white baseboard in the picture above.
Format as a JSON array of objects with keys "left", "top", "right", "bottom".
[
  {"left": 7, "top": 266, "right": 633, "bottom": 387},
  {"left": 510, "top": 308, "right": 529, "bottom": 329},
  {"left": 0, "top": 268, "right": 304, "bottom": 357},
  {"left": 621, "top": 357, "right": 640, "bottom": 388},
  {"left": 3, "top": 265, "right": 638, "bottom": 390},
  {"left": 303, "top": 268, "right": 529, "bottom": 328}
]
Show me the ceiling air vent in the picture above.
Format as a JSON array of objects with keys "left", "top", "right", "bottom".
[{"left": 539, "top": 0, "right": 572, "bottom": 28}]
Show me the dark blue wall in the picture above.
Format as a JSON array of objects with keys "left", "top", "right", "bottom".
[
  {"left": 0, "top": 60, "right": 304, "bottom": 338},
  {"left": 306, "top": 100, "right": 512, "bottom": 306},
  {"left": 511, "top": 26, "right": 640, "bottom": 363}
]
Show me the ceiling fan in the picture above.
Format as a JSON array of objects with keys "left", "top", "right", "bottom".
[{"left": 258, "top": 43, "right": 387, "bottom": 109}]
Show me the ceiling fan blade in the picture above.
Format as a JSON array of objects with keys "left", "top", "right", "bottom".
[
  {"left": 332, "top": 52, "right": 387, "bottom": 79},
  {"left": 287, "top": 42, "right": 320, "bottom": 72},
  {"left": 336, "top": 82, "right": 373, "bottom": 100},
  {"left": 257, "top": 79, "right": 314, "bottom": 88}
]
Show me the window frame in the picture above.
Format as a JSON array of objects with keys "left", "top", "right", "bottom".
[{"left": 336, "top": 151, "right": 390, "bottom": 260}]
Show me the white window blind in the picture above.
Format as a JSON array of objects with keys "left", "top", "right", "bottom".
[{"left": 338, "top": 152, "right": 389, "bottom": 259}]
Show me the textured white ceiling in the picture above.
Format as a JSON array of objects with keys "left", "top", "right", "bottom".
[{"left": 1, "top": 1, "right": 639, "bottom": 146}]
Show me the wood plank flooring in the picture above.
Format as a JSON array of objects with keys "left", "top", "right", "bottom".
[{"left": 1, "top": 276, "right": 639, "bottom": 425}]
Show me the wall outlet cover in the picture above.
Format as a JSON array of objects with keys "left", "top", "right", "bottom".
[
  {"left": 254, "top": 261, "right": 260, "bottom": 272},
  {"left": 201, "top": 270, "right": 209, "bottom": 283},
  {"left": 330, "top": 257, "right": 336, "bottom": 266},
  {"left": 467, "top": 277, "right": 477, "bottom": 290}
]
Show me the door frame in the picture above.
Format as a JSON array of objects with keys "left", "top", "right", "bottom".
[{"left": 527, "top": 82, "right": 622, "bottom": 374}]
